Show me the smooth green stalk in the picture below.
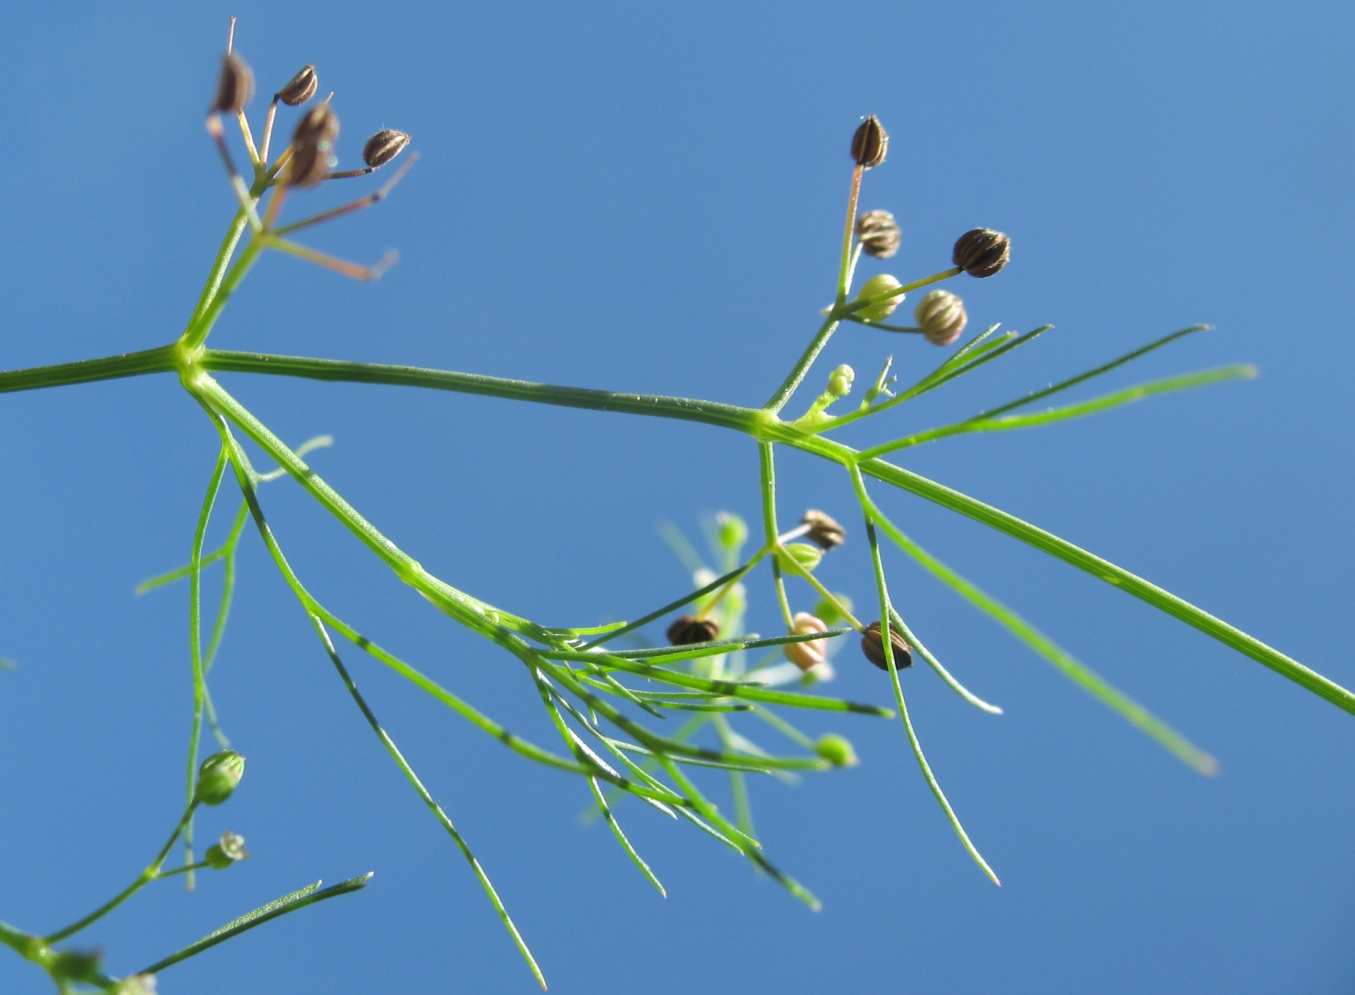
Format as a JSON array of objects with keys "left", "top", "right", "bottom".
[
  {"left": 45, "top": 801, "right": 199, "bottom": 943},
  {"left": 854, "top": 481, "right": 999, "bottom": 885}
]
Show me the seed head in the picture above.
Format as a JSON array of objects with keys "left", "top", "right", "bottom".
[
  {"left": 363, "top": 129, "right": 411, "bottom": 169},
  {"left": 814, "top": 733, "right": 859, "bottom": 767},
  {"left": 856, "top": 209, "right": 901, "bottom": 259},
  {"left": 854, "top": 273, "right": 903, "bottom": 322},
  {"left": 801, "top": 509, "right": 846, "bottom": 551},
  {"left": 784, "top": 612, "right": 830, "bottom": 672},
  {"left": 952, "top": 228, "right": 1011, "bottom": 278},
  {"left": 850, "top": 115, "right": 888, "bottom": 168},
  {"left": 667, "top": 614, "right": 720, "bottom": 646},
  {"left": 195, "top": 749, "right": 246, "bottom": 805},
  {"left": 289, "top": 104, "right": 340, "bottom": 187},
  {"left": 212, "top": 52, "right": 255, "bottom": 114},
  {"left": 277, "top": 64, "right": 318, "bottom": 106},
  {"left": 205, "top": 830, "right": 249, "bottom": 869},
  {"left": 860, "top": 620, "right": 912, "bottom": 671},
  {"left": 915, "top": 289, "right": 968, "bottom": 346}
]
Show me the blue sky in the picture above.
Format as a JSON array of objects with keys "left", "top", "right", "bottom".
[{"left": 1, "top": 2, "right": 1353, "bottom": 992}]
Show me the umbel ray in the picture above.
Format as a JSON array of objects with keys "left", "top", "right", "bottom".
[{"left": 0, "top": 21, "right": 1350, "bottom": 992}]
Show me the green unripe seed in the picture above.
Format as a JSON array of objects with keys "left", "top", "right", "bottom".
[
  {"left": 778, "top": 542, "right": 823, "bottom": 574},
  {"left": 196, "top": 750, "right": 246, "bottom": 805},
  {"left": 815, "top": 733, "right": 859, "bottom": 767},
  {"left": 716, "top": 511, "right": 748, "bottom": 552},
  {"left": 854, "top": 274, "right": 903, "bottom": 322}
]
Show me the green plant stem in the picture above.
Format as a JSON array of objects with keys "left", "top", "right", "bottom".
[
  {"left": 183, "top": 450, "right": 227, "bottom": 886},
  {"left": 44, "top": 802, "right": 198, "bottom": 943},
  {"left": 854, "top": 479, "right": 999, "bottom": 885},
  {"left": 1, "top": 342, "right": 1349, "bottom": 715},
  {"left": 758, "top": 444, "right": 796, "bottom": 628}
]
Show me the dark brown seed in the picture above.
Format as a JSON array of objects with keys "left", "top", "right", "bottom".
[
  {"left": 952, "top": 228, "right": 1011, "bottom": 278},
  {"left": 850, "top": 115, "right": 888, "bottom": 169},
  {"left": 212, "top": 53, "right": 255, "bottom": 114},
  {"left": 914, "top": 289, "right": 967, "bottom": 346},
  {"left": 288, "top": 104, "right": 339, "bottom": 187},
  {"left": 801, "top": 509, "right": 846, "bottom": 551},
  {"left": 667, "top": 614, "right": 720, "bottom": 646},
  {"left": 363, "top": 129, "right": 411, "bottom": 169},
  {"left": 860, "top": 621, "right": 912, "bottom": 671},
  {"left": 856, "top": 209, "right": 901, "bottom": 259},
  {"left": 277, "top": 64, "right": 318, "bottom": 106}
]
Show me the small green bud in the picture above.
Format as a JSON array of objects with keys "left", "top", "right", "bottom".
[
  {"left": 778, "top": 542, "right": 823, "bottom": 574},
  {"left": 716, "top": 511, "right": 748, "bottom": 552},
  {"left": 854, "top": 274, "right": 903, "bottom": 322},
  {"left": 196, "top": 750, "right": 245, "bottom": 805},
  {"left": 826, "top": 364, "right": 854, "bottom": 398},
  {"left": 51, "top": 949, "right": 102, "bottom": 983},
  {"left": 784, "top": 612, "right": 830, "bottom": 672},
  {"left": 815, "top": 733, "right": 859, "bottom": 767},
  {"left": 205, "top": 830, "right": 249, "bottom": 868},
  {"left": 667, "top": 614, "right": 720, "bottom": 646},
  {"left": 801, "top": 509, "right": 846, "bottom": 551}
]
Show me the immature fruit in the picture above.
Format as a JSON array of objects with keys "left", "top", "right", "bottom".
[
  {"left": 854, "top": 274, "right": 903, "bottom": 322},
  {"left": 915, "top": 289, "right": 967, "bottom": 346},
  {"left": 667, "top": 614, "right": 720, "bottom": 646},
  {"left": 363, "top": 129, "right": 411, "bottom": 169},
  {"left": 196, "top": 750, "right": 246, "bottom": 805},
  {"left": 952, "top": 228, "right": 1011, "bottom": 278},
  {"left": 205, "top": 830, "right": 249, "bottom": 869},
  {"left": 277, "top": 64, "right": 318, "bottom": 106},
  {"left": 860, "top": 621, "right": 912, "bottom": 671},
  {"left": 856, "top": 209, "right": 900, "bottom": 259},
  {"left": 784, "top": 612, "right": 830, "bottom": 672},
  {"left": 778, "top": 542, "right": 823, "bottom": 574},
  {"left": 815, "top": 733, "right": 859, "bottom": 767},
  {"left": 212, "top": 52, "right": 254, "bottom": 114},
  {"left": 850, "top": 115, "right": 888, "bottom": 168}
]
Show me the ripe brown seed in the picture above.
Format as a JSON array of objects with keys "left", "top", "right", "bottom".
[
  {"left": 277, "top": 64, "right": 318, "bottom": 106},
  {"left": 363, "top": 129, "right": 411, "bottom": 169},
  {"left": 850, "top": 115, "right": 888, "bottom": 168},
  {"left": 667, "top": 614, "right": 721, "bottom": 646},
  {"left": 801, "top": 509, "right": 846, "bottom": 551},
  {"left": 212, "top": 52, "right": 255, "bottom": 114},
  {"left": 860, "top": 621, "right": 912, "bottom": 671},
  {"left": 856, "top": 209, "right": 901, "bottom": 259},
  {"left": 952, "top": 228, "right": 1011, "bottom": 278},
  {"left": 914, "top": 289, "right": 968, "bottom": 346},
  {"left": 288, "top": 104, "right": 339, "bottom": 187}
]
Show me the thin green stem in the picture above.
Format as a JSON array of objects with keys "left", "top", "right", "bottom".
[
  {"left": 202, "top": 350, "right": 761, "bottom": 432},
  {"left": 183, "top": 449, "right": 228, "bottom": 886},
  {"left": 759, "top": 444, "right": 796, "bottom": 628},
  {"left": 0, "top": 347, "right": 178, "bottom": 396},
  {"left": 856, "top": 487, "right": 999, "bottom": 885},
  {"left": 307, "top": 614, "right": 546, "bottom": 989},
  {"left": 44, "top": 802, "right": 198, "bottom": 943}
]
